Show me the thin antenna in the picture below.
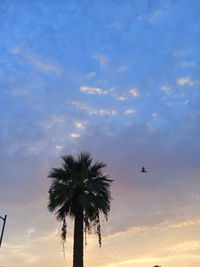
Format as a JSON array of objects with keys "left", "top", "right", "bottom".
[{"left": 0, "top": 215, "right": 7, "bottom": 248}]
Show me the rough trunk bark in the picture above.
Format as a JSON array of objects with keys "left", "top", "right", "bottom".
[{"left": 73, "top": 206, "right": 84, "bottom": 267}]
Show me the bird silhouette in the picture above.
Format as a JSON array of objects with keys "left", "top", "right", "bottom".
[{"left": 141, "top": 166, "right": 148, "bottom": 173}]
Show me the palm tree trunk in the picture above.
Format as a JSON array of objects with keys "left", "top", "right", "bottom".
[{"left": 73, "top": 206, "right": 84, "bottom": 267}]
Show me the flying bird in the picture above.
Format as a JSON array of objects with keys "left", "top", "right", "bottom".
[{"left": 141, "top": 166, "right": 148, "bottom": 173}]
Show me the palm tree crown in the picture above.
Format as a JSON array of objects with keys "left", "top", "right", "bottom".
[{"left": 48, "top": 152, "right": 112, "bottom": 266}]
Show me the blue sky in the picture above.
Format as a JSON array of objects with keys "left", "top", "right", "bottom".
[{"left": 0, "top": 0, "right": 200, "bottom": 266}]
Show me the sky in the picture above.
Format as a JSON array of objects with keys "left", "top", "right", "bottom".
[{"left": 0, "top": 0, "right": 200, "bottom": 266}]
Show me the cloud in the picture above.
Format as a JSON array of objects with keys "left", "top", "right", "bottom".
[
  {"left": 80, "top": 86, "right": 109, "bottom": 95},
  {"left": 124, "top": 109, "right": 136, "bottom": 114},
  {"left": 117, "top": 65, "right": 127, "bottom": 72},
  {"left": 137, "top": 9, "right": 165, "bottom": 24},
  {"left": 173, "top": 49, "right": 186, "bottom": 57},
  {"left": 10, "top": 46, "right": 21, "bottom": 54},
  {"left": 148, "top": 9, "right": 165, "bottom": 23},
  {"left": 86, "top": 72, "right": 96, "bottom": 78},
  {"left": 116, "top": 88, "right": 140, "bottom": 101},
  {"left": 90, "top": 109, "right": 117, "bottom": 115},
  {"left": 12, "top": 88, "right": 32, "bottom": 97},
  {"left": 129, "top": 88, "right": 140, "bottom": 97},
  {"left": 55, "top": 145, "right": 63, "bottom": 151},
  {"left": 161, "top": 85, "right": 173, "bottom": 95},
  {"left": 104, "top": 218, "right": 200, "bottom": 241},
  {"left": 177, "top": 77, "right": 196, "bottom": 86},
  {"left": 107, "top": 22, "right": 122, "bottom": 30},
  {"left": 25, "top": 228, "right": 36, "bottom": 238},
  {"left": 71, "top": 101, "right": 117, "bottom": 116},
  {"left": 181, "top": 61, "right": 195, "bottom": 68},
  {"left": 71, "top": 101, "right": 90, "bottom": 111},
  {"left": 192, "top": 194, "right": 200, "bottom": 201},
  {"left": 69, "top": 133, "right": 80, "bottom": 138},
  {"left": 152, "top": 112, "right": 158, "bottom": 118},
  {"left": 52, "top": 115, "right": 65, "bottom": 122},
  {"left": 27, "top": 55, "right": 59, "bottom": 74},
  {"left": 167, "top": 219, "right": 200, "bottom": 229},
  {"left": 74, "top": 122, "right": 87, "bottom": 130},
  {"left": 105, "top": 255, "right": 200, "bottom": 267},
  {"left": 166, "top": 240, "right": 200, "bottom": 253},
  {"left": 10, "top": 46, "right": 61, "bottom": 75},
  {"left": 117, "top": 96, "right": 126, "bottom": 101},
  {"left": 93, "top": 53, "right": 107, "bottom": 67}
]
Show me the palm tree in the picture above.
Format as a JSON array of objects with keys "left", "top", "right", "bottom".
[{"left": 48, "top": 152, "right": 113, "bottom": 267}]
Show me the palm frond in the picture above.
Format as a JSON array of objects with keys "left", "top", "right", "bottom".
[
  {"left": 48, "top": 168, "right": 71, "bottom": 183},
  {"left": 47, "top": 152, "right": 113, "bottom": 249},
  {"left": 61, "top": 154, "right": 75, "bottom": 170}
]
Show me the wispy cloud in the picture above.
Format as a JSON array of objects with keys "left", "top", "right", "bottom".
[
  {"left": 105, "top": 218, "right": 200, "bottom": 241},
  {"left": 129, "top": 88, "right": 140, "bottom": 97},
  {"left": 181, "top": 61, "right": 195, "bottom": 68},
  {"left": 91, "top": 109, "right": 117, "bottom": 115},
  {"left": 192, "top": 194, "right": 200, "bottom": 201},
  {"left": 152, "top": 112, "right": 158, "bottom": 117},
  {"left": 167, "top": 219, "right": 200, "bottom": 229},
  {"left": 167, "top": 240, "right": 200, "bottom": 253},
  {"left": 161, "top": 85, "right": 173, "bottom": 95},
  {"left": 106, "top": 255, "right": 200, "bottom": 267},
  {"left": 71, "top": 101, "right": 90, "bottom": 111},
  {"left": 10, "top": 46, "right": 21, "bottom": 54},
  {"left": 124, "top": 109, "right": 136, "bottom": 114},
  {"left": 71, "top": 101, "right": 116, "bottom": 116},
  {"left": 177, "top": 76, "right": 196, "bottom": 86},
  {"left": 173, "top": 49, "right": 186, "bottom": 57},
  {"left": 116, "top": 65, "right": 127, "bottom": 72},
  {"left": 12, "top": 88, "right": 32, "bottom": 97},
  {"left": 93, "top": 53, "right": 107, "bottom": 67},
  {"left": 137, "top": 9, "right": 165, "bottom": 24},
  {"left": 74, "top": 121, "right": 87, "bottom": 130},
  {"left": 25, "top": 228, "right": 36, "bottom": 238},
  {"left": 27, "top": 55, "right": 59, "bottom": 74},
  {"left": 69, "top": 133, "right": 80, "bottom": 138},
  {"left": 116, "top": 88, "right": 140, "bottom": 101},
  {"left": 52, "top": 115, "right": 65, "bottom": 122},
  {"left": 55, "top": 145, "right": 63, "bottom": 151},
  {"left": 10, "top": 46, "right": 61, "bottom": 75},
  {"left": 80, "top": 86, "right": 109, "bottom": 95},
  {"left": 85, "top": 72, "right": 96, "bottom": 78},
  {"left": 148, "top": 9, "right": 165, "bottom": 23},
  {"left": 117, "top": 96, "right": 126, "bottom": 101}
]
